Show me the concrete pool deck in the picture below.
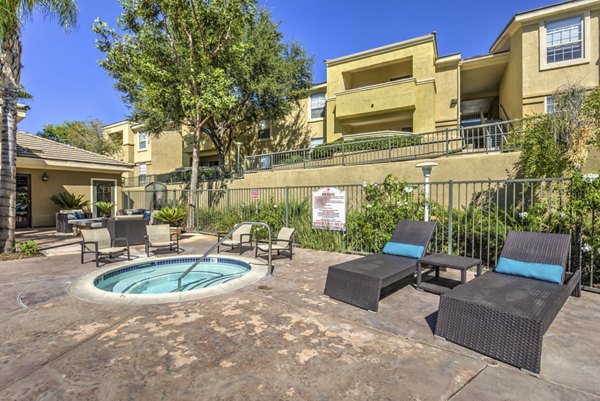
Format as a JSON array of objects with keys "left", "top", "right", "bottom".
[{"left": 1, "top": 232, "right": 599, "bottom": 400}]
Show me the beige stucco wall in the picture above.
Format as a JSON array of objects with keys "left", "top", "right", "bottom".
[
  {"left": 499, "top": 30, "right": 524, "bottom": 120},
  {"left": 228, "top": 152, "right": 521, "bottom": 189},
  {"left": 326, "top": 38, "right": 438, "bottom": 141},
  {"left": 435, "top": 61, "right": 460, "bottom": 129},
  {"left": 16, "top": 167, "right": 123, "bottom": 228}
]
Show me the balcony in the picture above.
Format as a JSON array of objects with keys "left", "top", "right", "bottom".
[{"left": 335, "top": 78, "right": 417, "bottom": 120}]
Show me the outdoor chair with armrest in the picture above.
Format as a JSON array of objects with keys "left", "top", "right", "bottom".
[
  {"left": 255, "top": 227, "right": 295, "bottom": 260},
  {"left": 145, "top": 224, "right": 180, "bottom": 257},
  {"left": 435, "top": 230, "right": 581, "bottom": 374},
  {"left": 324, "top": 219, "right": 437, "bottom": 312},
  {"left": 217, "top": 224, "right": 253, "bottom": 254},
  {"left": 80, "top": 228, "right": 130, "bottom": 267}
]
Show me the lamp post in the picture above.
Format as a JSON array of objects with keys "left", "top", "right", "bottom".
[{"left": 416, "top": 162, "right": 438, "bottom": 222}]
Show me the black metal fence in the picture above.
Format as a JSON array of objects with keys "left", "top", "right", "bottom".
[
  {"left": 244, "top": 120, "right": 522, "bottom": 172},
  {"left": 123, "top": 177, "right": 599, "bottom": 292}
]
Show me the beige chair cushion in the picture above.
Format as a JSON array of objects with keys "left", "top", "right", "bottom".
[
  {"left": 230, "top": 224, "right": 252, "bottom": 242},
  {"left": 149, "top": 241, "right": 176, "bottom": 248},
  {"left": 146, "top": 224, "right": 172, "bottom": 245},
  {"left": 257, "top": 243, "right": 288, "bottom": 252},
  {"left": 81, "top": 228, "right": 112, "bottom": 251},
  {"left": 275, "top": 227, "right": 295, "bottom": 247},
  {"left": 98, "top": 246, "right": 128, "bottom": 254}
]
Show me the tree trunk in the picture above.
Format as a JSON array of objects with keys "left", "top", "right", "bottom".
[
  {"left": 0, "top": 32, "right": 22, "bottom": 254},
  {"left": 186, "top": 122, "right": 201, "bottom": 230}
]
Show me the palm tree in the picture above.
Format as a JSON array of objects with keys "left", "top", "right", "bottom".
[{"left": 0, "top": 0, "right": 77, "bottom": 253}]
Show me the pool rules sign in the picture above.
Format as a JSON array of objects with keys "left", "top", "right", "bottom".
[{"left": 312, "top": 187, "right": 346, "bottom": 231}]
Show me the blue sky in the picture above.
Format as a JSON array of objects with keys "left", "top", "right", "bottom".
[{"left": 19, "top": 0, "right": 554, "bottom": 134}]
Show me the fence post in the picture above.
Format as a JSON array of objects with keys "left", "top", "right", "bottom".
[
  {"left": 285, "top": 186, "right": 290, "bottom": 227},
  {"left": 447, "top": 180, "right": 454, "bottom": 255},
  {"left": 227, "top": 189, "right": 230, "bottom": 209},
  {"left": 388, "top": 137, "right": 392, "bottom": 160},
  {"left": 445, "top": 128, "right": 449, "bottom": 156},
  {"left": 341, "top": 141, "right": 345, "bottom": 166},
  {"left": 303, "top": 149, "right": 307, "bottom": 169}
]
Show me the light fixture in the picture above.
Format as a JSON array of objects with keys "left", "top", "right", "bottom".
[
  {"left": 42, "top": 172, "right": 49, "bottom": 182},
  {"left": 416, "top": 162, "right": 438, "bottom": 222}
]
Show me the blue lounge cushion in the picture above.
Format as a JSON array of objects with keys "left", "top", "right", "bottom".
[
  {"left": 495, "top": 257, "right": 564, "bottom": 284},
  {"left": 382, "top": 242, "right": 424, "bottom": 259},
  {"left": 75, "top": 211, "right": 84, "bottom": 219},
  {"left": 143, "top": 211, "right": 151, "bottom": 220}
]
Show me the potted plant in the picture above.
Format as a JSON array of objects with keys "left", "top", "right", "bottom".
[
  {"left": 50, "top": 192, "right": 90, "bottom": 210},
  {"left": 95, "top": 201, "right": 115, "bottom": 218},
  {"left": 153, "top": 206, "right": 187, "bottom": 235}
]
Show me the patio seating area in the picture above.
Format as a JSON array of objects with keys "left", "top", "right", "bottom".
[{"left": 1, "top": 231, "right": 600, "bottom": 400}]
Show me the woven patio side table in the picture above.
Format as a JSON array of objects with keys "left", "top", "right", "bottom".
[{"left": 417, "top": 253, "right": 482, "bottom": 295}]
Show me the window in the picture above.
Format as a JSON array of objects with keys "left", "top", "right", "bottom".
[
  {"left": 138, "top": 131, "right": 148, "bottom": 150},
  {"left": 309, "top": 92, "right": 326, "bottom": 120},
  {"left": 257, "top": 121, "right": 271, "bottom": 140},
  {"left": 546, "top": 16, "right": 583, "bottom": 64},
  {"left": 545, "top": 96, "right": 555, "bottom": 113},
  {"left": 139, "top": 163, "right": 147, "bottom": 184}
]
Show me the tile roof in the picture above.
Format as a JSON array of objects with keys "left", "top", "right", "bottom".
[{"left": 16, "top": 131, "right": 132, "bottom": 169}]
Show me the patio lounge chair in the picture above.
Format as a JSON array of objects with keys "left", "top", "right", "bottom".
[
  {"left": 217, "top": 224, "right": 253, "bottom": 254},
  {"left": 324, "top": 220, "right": 437, "bottom": 312},
  {"left": 145, "top": 224, "right": 180, "bottom": 257},
  {"left": 80, "top": 228, "right": 130, "bottom": 267},
  {"left": 435, "top": 231, "right": 581, "bottom": 374},
  {"left": 255, "top": 227, "right": 295, "bottom": 260}
]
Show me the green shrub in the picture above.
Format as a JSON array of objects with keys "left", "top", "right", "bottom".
[
  {"left": 311, "top": 135, "right": 422, "bottom": 160},
  {"left": 95, "top": 201, "right": 115, "bottom": 217},
  {"left": 17, "top": 241, "right": 40, "bottom": 256},
  {"left": 279, "top": 155, "right": 304, "bottom": 165},
  {"left": 154, "top": 206, "right": 187, "bottom": 227},
  {"left": 50, "top": 192, "right": 90, "bottom": 209}
]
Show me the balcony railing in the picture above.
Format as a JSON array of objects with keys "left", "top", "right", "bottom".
[
  {"left": 244, "top": 120, "right": 522, "bottom": 172},
  {"left": 122, "top": 165, "right": 239, "bottom": 188}
]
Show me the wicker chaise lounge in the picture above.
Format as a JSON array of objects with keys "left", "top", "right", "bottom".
[
  {"left": 323, "top": 220, "right": 437, "bottom": 312},
  {"left": 435, "top": 231, "right": 581, "bottom": 374}
]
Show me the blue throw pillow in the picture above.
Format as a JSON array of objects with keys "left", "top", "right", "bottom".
[
  {"left": 495, "top": 257, "right": 563, "bottom": 284},
  {"left": 382, "top": 242, "right": 424, "bottom": 259},
  {"left": 143, "top": 211, "right": 151, "bottom": 220},
  {"left": 74, "top": 211, "right": 84, "bottom": 219}
]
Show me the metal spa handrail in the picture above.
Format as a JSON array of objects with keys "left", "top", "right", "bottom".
[{"left": 176, "top": 222, "right": 273, "bottom": 291}]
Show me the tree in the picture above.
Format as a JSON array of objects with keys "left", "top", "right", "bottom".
[
  {"left": 0, "top": 0, "right": 78, "bottom": 253},
  {"left": 514, "top": 84, "right": 600, "bottom": 178},
  {"left": 205, "top": 10, "right": 312, "bottom": 164},
  {"left": 94, "top": 0, "right": 257, "bottom": 228},
  {"left": 38, "top": 119, "right": 120, "bottom": 156}
]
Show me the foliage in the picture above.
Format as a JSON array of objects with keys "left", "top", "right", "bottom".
[
  {"left": 154, "top": 206, "right": 187, "bottom": 227},
  {"left": 311, "top": 135, "right": 422, "bottom": 160},
  {"left": 38, "top": 119, "right": 120, "bottom": 156},
  {"left": 512, "top": 85, "right": 600, "bottom": 178},
  {"left": 95, "top": 202, "right": 115, "bottom": 217},
  {"left": 346, "top": 176, "right": 424, "bottom": 252},
  {"left": 94, "top": 0, "right": 260, "bottom": 228},
  {"left": 279, "top": 155, "right": 304, "bottom": 165},
  {"left": 512, "top": 115, "right": 568, "bottom": 178},
  {"left": 205, "top": 9, "right": 313, "bottom": 163},
  {"left": 0, "top": 0, "right": 78, "bottom": 254},
  {"left": 17, "top": 240, "right": 39, "bottom": 256},
  {"left": 50, "top": 192, "right": 90, "bottom": 210}
]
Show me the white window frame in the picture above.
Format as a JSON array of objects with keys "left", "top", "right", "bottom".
[
  {"left": 545, "top": 96, "right": 555, "bottom": 114},
  {"left": 257, "top": 121, "right": 271, "bottom": 141},
  {"left": 138, "top": 131, "right": 148, "bottom": 151},
  {"left": 539, "top": 12, "right": 590, "bottom": 71},
  {"left": 308, "top": 92, "right": 326, "bottom": 121},
  {"left": 90, "top": 178, "right": 117, "bottom": 218}
]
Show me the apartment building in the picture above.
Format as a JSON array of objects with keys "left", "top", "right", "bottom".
[
  {"left": 108, "top": 0, "right": 600, "bottom": 186},
  {"left": 325, "top": 0, "right": 599, "bottom": 141}
]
